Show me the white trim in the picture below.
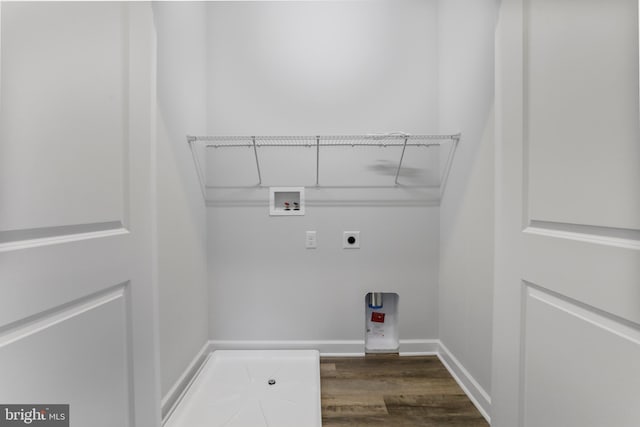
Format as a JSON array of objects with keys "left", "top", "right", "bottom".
[
  {"left": 209, "top": 339, "right": 365, "bottom": 355},
  {"left": 161, "top": 341, "right": 211, "bottom": 422},
  {"left": 0, "top": 285, "right": 126, "bottom": 349},
  {"left": 207, "top": 339, "right": 441, "bottom": 356},
  {"left": 399, "top": 338, "right": 439, "bottom": 355},
  {"left": 524, "top": 224, "right": 640, "bottom": 251},
  {"left": 527, "top": 286, "right": 640, "bottom": 346},
  {"left": 0, "top": 227, "right": 129, "bottom": 253},
  {"left": 437, "top": 341, "right": 492, "bottom": 423}
]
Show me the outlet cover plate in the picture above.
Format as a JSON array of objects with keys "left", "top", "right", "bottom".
[{"left": 306, "top": 231, "right": 317, "bottom": 249}]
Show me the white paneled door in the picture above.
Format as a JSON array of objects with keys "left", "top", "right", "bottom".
[
  {"left": 494, "top": 1, "right": 640, "bottom": 426},
  {"left": 0, "top": 3, "right": 159, "bottom": 427}
]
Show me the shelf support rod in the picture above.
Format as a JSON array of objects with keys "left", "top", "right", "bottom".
[
  {"left": 316, "top": 136, "right": 320, "bottom": 186},
  {"left": 439, "top": 134, "right": 461, "bottom": 197},
  {"left": 186, "top": 136, "right": 207, "bottom": 200},
  {"left": 252, "top": 136, "right": 262, "bottom": 185},
  {"left": 394, "top": 137, "right": 409, "bottom": 185}
]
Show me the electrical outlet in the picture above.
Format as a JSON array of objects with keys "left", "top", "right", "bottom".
[
  {"left": 306, "top": 231, "right": 317, "bottom": 249},
  {"left": 343, "top": 231, "right": 360, "bottom": 249}
]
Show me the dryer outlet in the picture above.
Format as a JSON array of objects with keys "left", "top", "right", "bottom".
[{"left": 343, "top": 231, "right": 360, "bottom": 249}]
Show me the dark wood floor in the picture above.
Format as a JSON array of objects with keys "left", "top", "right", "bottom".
[{"left": 320, "top": 355, "right": 489, "bottom": 427}]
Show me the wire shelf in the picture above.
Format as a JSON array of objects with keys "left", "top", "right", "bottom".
[
  {"left": 188, "top": 134, "right": 458, "bottom": 148},
  {"left": 187, "top": 133, "right": 461, "bottom": 201}
]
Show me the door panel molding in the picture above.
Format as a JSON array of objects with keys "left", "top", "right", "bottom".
[
  {"left": 525, "top": 220, "right": 640, "bottom": 250},
  {"left": 523, "top": 282, "right": 640, "bottom": 336},
  {"left": 0, "top": 235, "right": 131, "bottom": 327},
  {"left": 522, "top": 0, "right": 640, "bottom": 231},
  {"left": 523, "top": 232, "right": 640, "bottom": 324},
  {"left": 521, "top": 283, "right": 640, "bottom": 427},
  {"left": 0, "top": 221, "right": 127, "bottom": 251},
  {"left": 0, "top": 2, "right": 131, "bottom": 235},
  {"left": 0, "top": 283, "right": 128, "bottom": 349},
  {"left": 0, "top": 282, "right": 134, "bottom": 426}
]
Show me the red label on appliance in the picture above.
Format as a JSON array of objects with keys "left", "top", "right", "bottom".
[{"left": 371, "top": 312, "right": 385, "bottom": 323}]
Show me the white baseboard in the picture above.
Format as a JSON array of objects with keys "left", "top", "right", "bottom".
[
  {"left": 399, "top": 339, "right": 439, "bottom": 355},
  {"left": 208, "top": 338, "right": 441, "bottom": 356},
  {"left": 161, "top": 341, "right": 211, "bottom": 423},
  {"left": 163, "top": 339, "right": 491, "bottom": 425},
  {"left": 208, "top": 339, "right": 365, "bottom": 356},
  {"left": 437, "top": 342, "right": 492, "bottom": 423}
]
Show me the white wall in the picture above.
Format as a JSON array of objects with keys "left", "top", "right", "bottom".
[
  {"left": 206, "top": 0, "right": 438, "bottom": 135},
  {"left": 437, "top": 0, "right": 498, "bottom": 414},
  {"left": 153, "top": 2, "right": 209, "bottom": 405},
  {"left": 209, "top": 206, "right": 439, "bottom": 346},
  {"left": 205, "top": 0, "right": 441, "bottom": 349}
]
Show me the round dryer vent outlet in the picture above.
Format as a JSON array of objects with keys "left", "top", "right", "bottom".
[{"left": 343, "top": 231, "right": 360, "bottom": 249}]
